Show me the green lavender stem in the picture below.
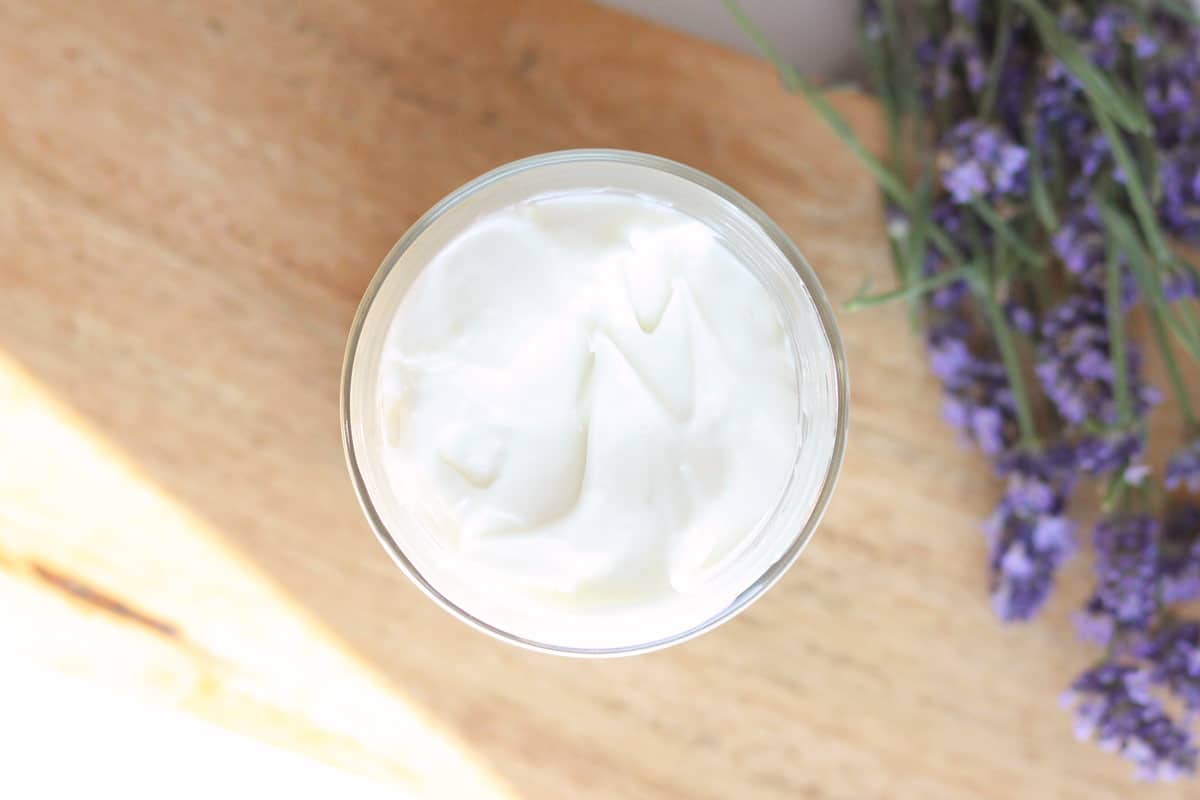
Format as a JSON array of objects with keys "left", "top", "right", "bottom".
[
  {"left": 1101, "top": 471, "right": 1129, "bottom": 514},
  {"left": 1104, "top": 237, "right": 1133, "bottom": 425},
  {"left": 993, "top": 229, "right": 1014, "bottom": 285},
  {"left": 861, "top": 25, "right": 910, "bottom": 297},
  {"left": 902, "top": 176, "right": 936, "bottom": 326},
  {"left": 978, "top": 1, "right": 1014, "bottom": 118},
  {"left": 972, "top": 274, "right": 1040, "bottom": 447},
  {"left": 1091, "top": 106, "right": 1173, "bottom": 265},
  {"left": 1023, "top": 116, "right": 1060, "bottom": 234},
  {"left": 877, "top": 0, "right": 909, "bottom": 103},
  {"left": 1130, "top": 54, "right": 1163, "bottom": 205},
  {"left": 860, "top": 22, "right": 902, "bottom": 184},
  {"left": 846, "top": 263, "right": 972, "bottom": 311},
  {"left": 1148, "top": 301, "right": 1199, "bottom": 432},
  {"left": 723, "top": 1, "right": 911, "bottom": 209}
]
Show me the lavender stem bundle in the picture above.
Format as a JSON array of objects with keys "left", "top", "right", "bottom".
[{"left": 729, "top": 0, "right": 1200, "bottom": 781}]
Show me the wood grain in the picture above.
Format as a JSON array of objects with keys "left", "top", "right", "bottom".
[{"left": 0, "top": 1, "right": 1192, "bottom": 797}]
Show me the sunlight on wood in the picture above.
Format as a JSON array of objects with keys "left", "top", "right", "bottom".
[{"left": 0, "top": 352, "right": 517, "bottom": 800}]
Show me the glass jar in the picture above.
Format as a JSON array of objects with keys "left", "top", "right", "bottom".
[{"left": 341, "top": 149, "right": 848, "bottom": 656}]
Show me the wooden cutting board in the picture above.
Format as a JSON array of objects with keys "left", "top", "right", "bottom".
[{"left": 1, "top": 1, "right": 1191, "bottom": 797}]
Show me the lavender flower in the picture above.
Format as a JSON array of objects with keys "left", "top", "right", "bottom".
[
  {"left": 1053, "top": 205, "right": 1106, "bottom": 280},
  {"left": 1143, "top": 21, "right": 1200, "bottom": 149},
  {"left": 1144, "top": 622, "right": 1200, "bottom": 712},
  {"left": 1079, "top": 130, "right": 1113, "bottom": 181},
  {"left": 1051, "top": 207, "right": 1140, "bottom": 307},
  {"left": 1076, "top": 594, "right": 1117, "bottom": 646},
  {"left": 1089, "top": 5, "right": 1137, "bottom": 71},
  {"left": 1093, "top": 514, "right": 1160, "bottom": 633},
  {"left": 937, "top": 120, "right": 1028, "bottom": 204},
  {"left": 927, "top": 316, "right": 1019, "bottom": 457},
  {"left": 1036, "top": 289, "right": 1156, "bottom": 426},
  {"left": 1075, "top": 430, "right": 1147, "bottom": 478},
  {"left": 1004, "top": 300, "right": 1035, "bottom": 336},
  {"left": 914, "top": 36, "right": 940, "bottom": 110},
  {"left": 1032, "top": 56, "right": 1091, "bottom": 149},
  {"left": 1064, "top": 663, "right": 1196, "bottom": 781},
  {"left": 985, "top": 447, "right": 1076, "bottom": 621},
  {"left": 1161, "top": 505, "right": 1200, "bottom": 604},
  {"left": 995, "top": 50, "right": 1033, "bottom": 136},
  {"left": 935, "top": 29, "right": 988, "bottom": 100},
  {"left": 1168, "top": 438, "right": 1200, "bottom": 493},
  {"left": 1159, "top": 148, "right": 1200, "bottom": 244}
]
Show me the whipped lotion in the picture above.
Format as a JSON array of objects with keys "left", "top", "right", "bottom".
[{"left": 376, "top": 190, "right": 800, "bottom": 648}]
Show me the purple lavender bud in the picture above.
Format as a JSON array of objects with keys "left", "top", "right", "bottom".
[
  {"left": 1093, "top": 514, "right": 1160, "bottom": 632},
  {"left": 1143, "top": 622, "right": 1200, "bottom": 713},
  {"left": 959, "top": 35, "right": 988, "bottom": 95},
  {"left": 943, "top": 161, "right": 988, "bottom": 204},
  {"left": 1143, "top": 20, "right": 1200, "bottom": 149},
  {"left": 950, "top": 0, "right": 980, "bottom": 24},
  {"left": 1033, "top": 58, "right": 1091, "bottom": 150},
  {"left": 993, "top": 144, "right": 1029, "bottom": 194},
  {"left": 1063, "top": 662, "right": 1197, "bottom": 781},
  {"left": 1075, "top": 595, "right": 1116, "bottom": 645},
  {"left": 1159, "top": 148, "right": 1200, "bottom": 244},
  {"left": 1004, "top": 301, "right": 1036, "bottom": 335},
  {"left": 1125, "top": 462, "right": 1151, "bottom": 485},
  {"left": 1081, "top": 132, "right": 1111, "bottom": 178},
  {"left": 937, "top": 121, "right": 1029, "bottom": 205},
  {"left": 914, "top": 37, "right": 940, "bottom": 110},
  {"left": 985, "top": 448, "right": 1076, "bottom": 621},
  {"left": 1166, "top": 438, "right": 1200, "bottom": 494},
  {"left": 926, "top": 310, "right": 1019, "bottom": 458},
  {"left": 1134, "top": 34, "right": 1159, "bottom": 60},
  {"left": 1075, "top": 349, "right": 1113, "bottom": 381},
  {"left": 1075, "top": 430, "right": 1146, "bottom": 477},
  {"left": 927, "top": 316, "right": 973, "bottom": 382},
  {"left": 1053, "top": 206, "right": 1104, "bottom": 275},
  {"left": 972, "top": 406, "right": 1009, "bottom": 456},
  {"left": 931, "top": 29, "right": 987, "bottom": 103},
  {"left": 996, "top": 54, "right": 1032, "bottom": 136},
  {"left": 1052, "top": 205, "right": 1113, "bottom": 283},
  {"left": 1090, "top": 5, "right": 1136, "bottom": 70}
]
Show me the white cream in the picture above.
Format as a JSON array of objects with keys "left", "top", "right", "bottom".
[{"left": 375, "top": 190, "right": 801, "bottom": 648}]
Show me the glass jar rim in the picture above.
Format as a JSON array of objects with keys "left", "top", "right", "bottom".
[{"left": 340, "top": 148, "right": 849, "bottom": 657}]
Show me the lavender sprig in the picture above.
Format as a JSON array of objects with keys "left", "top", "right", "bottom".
[
  {"left": 731, "top": 0, "right": 1200, "bottom": 782},
  {"left": 1063, "top": 663, "right": 1197, "bottom": 781}
]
